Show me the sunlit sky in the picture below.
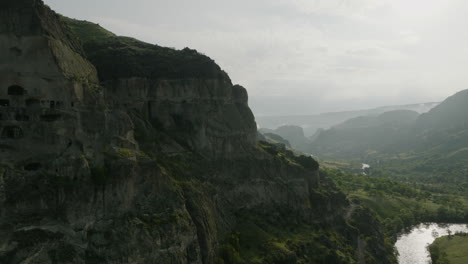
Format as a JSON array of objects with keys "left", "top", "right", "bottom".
[{"left": 44, "top": 0, "right": 468, "bottom": 115}]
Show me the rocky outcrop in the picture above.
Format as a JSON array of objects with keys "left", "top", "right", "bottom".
[
  {"left": 0, "top": 1, "right": 395, "bottom": 264},
  {"left": 260, "top": 125, "right": 311, "bottom": 152}
]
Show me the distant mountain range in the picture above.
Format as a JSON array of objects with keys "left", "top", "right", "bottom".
[
  {"left": 306, "top": 90, "right": 468, "bottom": 192},
  {"left": 308, "top": 109, "right": 420, "bottom": 159},
  {"left": 256, "top": 102, "right": 440, "bottom": 136}
]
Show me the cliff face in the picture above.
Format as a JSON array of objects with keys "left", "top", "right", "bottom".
[
  {"left": 104, "top": 78, "right": 257, "bottom": 158},
  {"left": 0, "top": 2, "right": 394, "bottom": 264},
  {"left": 0, "top": 0, "right": 109, "bottom": 170},
  {"left": 0, "top": 1, "right": 141, "bottom": 262}
]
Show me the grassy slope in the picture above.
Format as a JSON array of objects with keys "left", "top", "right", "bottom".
[
  {"left": 429, "top": 234, "right": 468, "bottom": 264},
  {"left": 61, "top": 17, "right": 116, "bottom": 42},
  {"left": 223, "top": 214, "right": 359, "bottom": 264}
]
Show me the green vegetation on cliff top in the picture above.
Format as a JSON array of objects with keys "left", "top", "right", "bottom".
[
  {"left": 62, "top": 17, "right": 226, "bottom": 81},
  {"left": 62, "top": 17, "right": 116, "bottom": 43}
]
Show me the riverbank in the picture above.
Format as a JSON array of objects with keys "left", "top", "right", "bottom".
[
  {"left": 429, "top": 233, "right": 468, "bottom": 264},
  {"left": 324, "top": 167, "right": 468, "bottom": 263},
  {"left": 395, "top": 223, "right": 468, "bottom": 264}
]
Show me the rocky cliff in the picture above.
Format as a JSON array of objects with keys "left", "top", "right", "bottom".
[
  {"left": 259, "top": 125, "right": 311, "bottom": 153},
  {"left": 0, "top": 1, "right": 395, "bottom": 263}
]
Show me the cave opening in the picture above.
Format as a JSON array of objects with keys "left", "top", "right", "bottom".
[
  {"left": 26, "top": 98, "right": 40, "bottom": 107},
  {"left": 15, "top": 114, "right": 29, "bottom": 121},
  {"left": 0, "top": 99, "right": 9, "bottom": 107},
  {"left": 1, "top": 126, "right": 23, "bottom": 139},
  {"left": 40, "top": 114, "right": 61, "bottom": 122},
  {"left": 24, "top": 162, "right": 42, "bottom": 171},
  {"left": 8, "top": 85, "right": 26, "bottom": 96}
]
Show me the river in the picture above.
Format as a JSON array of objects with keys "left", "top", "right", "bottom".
[{"left": 395, "top": 223, "right": 468, "bottom": 264}]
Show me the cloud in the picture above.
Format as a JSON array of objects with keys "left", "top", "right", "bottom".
[{"left": 44, "top": 0, "right": 468, "bottom": 115}]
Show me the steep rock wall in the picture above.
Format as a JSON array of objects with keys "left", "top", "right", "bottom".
[{"left": 104, "top": 77, "right": 256, "bottom": 158}]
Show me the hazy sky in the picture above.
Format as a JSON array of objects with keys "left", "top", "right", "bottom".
[{"left": 44, "top": 0, "right": 468, "bottom": 115}]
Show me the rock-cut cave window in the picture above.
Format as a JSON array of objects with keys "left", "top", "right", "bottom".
[
  {"left": 24, "top": 162, "right": 41, "bottom": 171},
  {"left": 26, "top": 98, "right": 40, "bottom": 107},
  {"left": 15, "top": 114, "right": 29, "bottom": 121},
  {"left": 0, "top": 99, "right": 9, "bottom": 107},
  {"left": 8, "top": 85, "right": 26, "bottom": 96},
  {"left": 1, "top": 126, "right": 23, "bottom": 139}
]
